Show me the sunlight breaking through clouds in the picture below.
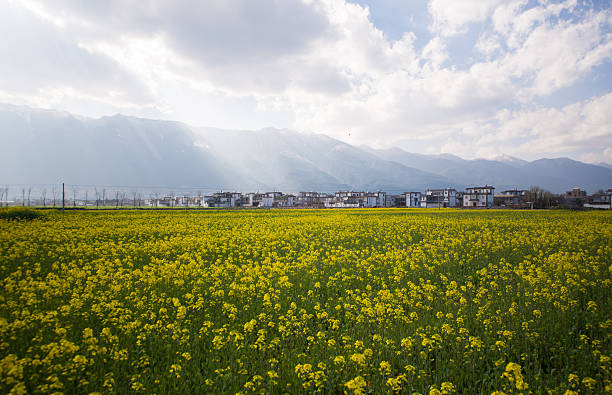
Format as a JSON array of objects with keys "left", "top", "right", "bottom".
[{"left": 1, "top": 0, "right": 611, "bottom": 162}]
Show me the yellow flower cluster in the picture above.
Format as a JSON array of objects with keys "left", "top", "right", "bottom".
[{"left": 0, "top": 209, "right": 610, "bottom": 393}]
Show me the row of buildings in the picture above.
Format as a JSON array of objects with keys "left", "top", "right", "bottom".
[
  {"left": 148, "top": 186, "right": 532, "bottom": 209},
  {"left": 149, "top": 186, "right": 612, "bottom": 209},
  {"left": 6, "top": 185, "right": 609, "bottom": 209},
  {"left": 567, "top": 188, "right": 612, "bottom": 209}
]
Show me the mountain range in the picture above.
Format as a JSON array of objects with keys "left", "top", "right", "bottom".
[{"left": 1, "top": 104, "right": 611, "bottom": 194}]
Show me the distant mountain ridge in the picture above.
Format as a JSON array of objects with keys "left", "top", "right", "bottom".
[
  {"left": 1, "top": 104, "right": 611, "bottom": 194},
  {"left": 362, "top": 146, "right": 612, "bottom": 193}
]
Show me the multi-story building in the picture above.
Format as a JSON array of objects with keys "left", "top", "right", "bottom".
[
  {"left": 327, "top": 191, "right": 386, "bottom": 208},
  {"left": 421, "top": 188, "right": 456, "bottom": 208},
  {"left": 387, "top": 194, "right": 405, "bottom": 207},
  {"left": 584, "top": 189, "right": 612, "bottom": 209},
  {"left": 297, "top": 191, "right": 331, "bottom": 207},
  {"left": 463, "top": 186, "right": 495, "bottom": 208},
  {"left": 404, "top": 192, "right": 421, "bottom": 208},
  {"left": 494, "top": 189, "right": 528, "bottom": 207},
  {"left": 563, "top": 188, "right": 587, "bottom": 208},
  {"left": 203, "top": 192, "right": 242, "bottom": 208}
]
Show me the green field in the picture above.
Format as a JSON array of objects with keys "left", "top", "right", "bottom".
[{"left": 1, "top": 209, "right": 611, "bottom": 394}]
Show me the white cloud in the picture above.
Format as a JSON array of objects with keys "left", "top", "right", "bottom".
[
  {"left": 428, "top": 0, "right": 507, "bottom": 36},
  {"left": 495, "top": 3, "right": 612, "bottom": 97},
  {"left": 0, "top": 2, "right": 153, "bottom": 114},
  {"left": 0, "top": 0, "right": 611, "bottom": 161},
  {"left": 434, "top": 92, "right": 612, "bottom": 161}
]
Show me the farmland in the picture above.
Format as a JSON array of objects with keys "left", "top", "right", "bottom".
[{"left": 1, "top": 209, "right": 611, "bottom": 394}]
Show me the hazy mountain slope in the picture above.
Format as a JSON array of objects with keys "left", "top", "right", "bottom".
[
  {"left": 522, "top": 158, "right": 612, "bottom": 193},
  {"left": 491, "top": 154, "right": 529, "bottom": 167},
  {"left": 0, "top": 105, "right": 244, "bottom": 188},
  {"left": 597, "top": 162, "right": 612, "bottom": 170},
  {"left": 196, "top": 127, "right": 453, "bottom": 192},
  {"left": 0, "top": 105, "right": 452, "bottom": 192},
  {"left": 1, "top": 104, "right": 611, "bottom": 194},
  {"left": 362, "top": 147, "right": 526, "bottom": 189},
  {"left": 365, "top": 146, "right": 612, "bottom": 193}
]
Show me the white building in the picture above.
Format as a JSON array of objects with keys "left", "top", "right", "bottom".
[
  {"left": 260, "top": 196, "right": 274, "bottom": 207},
  {"left": 257, "top": 192, "right": 282, "bottom": 208},
  {"left": 276, "top": 194, "right": 296, "bottom": 207},
  {"left": 297, "top": 191, "right": 329, "bottom": 207},
  {"left": 372, "top": 191, "right": 386, "bottom": 207},
  {"left": 463, "top": 186, "right": 495, "bottom": 208},
  {"left": 244, "top": 192, "right": 258, "bottom": 207},
  {"left": 420, "top": 188, "right": 456, "bottom": 208},
  {"left": 326, "top": 191, "right": 386, "bottom": 208},
  {"left": 203, "top": 192, "right": 243, "bottom": 208},
  {"left": 404, "top": 192, "right": 421, "bottom": 207},
  {"left": 584, "top": 189, "right": 612, "bottom": 209},
  {"left": 494, "top": 189, "right": 528, "bottom": 207}
]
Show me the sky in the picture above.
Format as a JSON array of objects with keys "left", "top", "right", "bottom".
[{"left": 1, "top": 0, "right": 611, "bottom": 163}]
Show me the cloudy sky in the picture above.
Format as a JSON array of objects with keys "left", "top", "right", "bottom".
[{"left": 1, "top": 0, "right": 611, "bottom": 162}]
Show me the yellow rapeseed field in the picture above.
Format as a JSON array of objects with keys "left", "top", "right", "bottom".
[{"left": 0, "top": 209, "right": 611, "bottom": 394}]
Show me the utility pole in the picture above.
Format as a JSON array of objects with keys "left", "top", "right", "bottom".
[{"left": 62, "top": 183, "right": 65, "bottom": 212}]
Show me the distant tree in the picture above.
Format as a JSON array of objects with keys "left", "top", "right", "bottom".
[
  {"left": 22, "top": 188, "right": 25, "bottom": 206},
  {"left": 527, "top": 186, "right": 559, "bottom": 209},
  {"left": 27, "top": 187, "right": 32, "bottom": 207},
  {"left": 41, "top": 188, "right": 47, "bottom": 207},
  {"left": 85, "top": 190, "right": 88, "bottom": 208},
  {"left": 102, "top": 189, "right": 106, "bottom": 207},
  {"left": 132, "top": 190, "right": 139, "bottom": 208},
  {"left": 52, "top": 185, "right": 58, "bottom": 207},
  {"left": 94, "top": 188, "right": 100, "bottom": 208},
  {"left": 72, "top": 187, "right": 78, "bottom": 207}
]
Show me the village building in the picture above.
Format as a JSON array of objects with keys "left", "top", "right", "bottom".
[
  {"left": 584, "top": 189, "right": 612, "bottom": 209},
  {"left": 463, "top": 186, "right": 495, "bottom": 208},
  {"left": 151, "top": 196, "right": 175, "bottom": 207},
  {"left": 259, "top": 192, "right": 279, "bottom": 207},
  {"left": 326, "top": 191, "right": 365, "bottom": 208},
  {"left": 563, "top": 188, "right": 587, "bottom": 208},
  {"left": 297, "top": 191, "right": 331, "bottom": 207},
  {"left": 494, "top": 189, "right": 529, "bottom": 208},
  {"left": 326, "top": 191, "right": 387, "bottom": 208},
  {"left": 420, "top": 188, "right": 456, "bottom": 208},
  {"left": 454, "top": 191, "right": 464, "bottom": 207},
  {"left": 387, "top": 194, "right": 405, "bottom": 207},
  {"left": 275, "top": 194, "right": 296, "bottom": 207},
  {"left": 565, "top": 188, "right": 587, "bottom": 198},
  {"left": 202, "top": 192, "right": 243, "bottom": 208},
  {"left": 404, "top": 192, "right": 422, "bottom": 207},
  {"left": 243, "top": 192, "right": 260, "bottom": 207},
  {"left": 371, "top": 191, "right": 386, "bottom": 207}
]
